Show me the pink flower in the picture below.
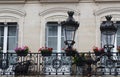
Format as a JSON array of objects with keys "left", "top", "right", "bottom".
[{"left": 14, "top": 46, "right": 29, "bottom": 53}]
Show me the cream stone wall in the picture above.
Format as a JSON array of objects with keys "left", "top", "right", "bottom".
[{"left": 0, "top": 0, "right": 119, "bottom": 52}]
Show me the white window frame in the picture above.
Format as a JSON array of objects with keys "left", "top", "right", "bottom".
[
  {"left": 0, "top": 22, "right": 18, "bottom": 53},
  {"left": 46, "top": 22, "right": 65, "bottom": 53}
]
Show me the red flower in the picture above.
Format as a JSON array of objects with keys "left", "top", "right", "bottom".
[
  {"left": 93, "top": 46, "right": 99, "bottom": 52},
  {"left": 93, "top": 46, "right": 104, "bottom": 52},
  {"left": 38, "top": 47, "right": 53, "bottom": 52}
]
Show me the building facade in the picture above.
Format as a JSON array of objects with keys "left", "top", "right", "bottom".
[{"left": 0, "top": 0, "right": 120, "bottom": 53}]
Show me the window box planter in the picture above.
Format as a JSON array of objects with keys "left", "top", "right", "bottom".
[
  {"left": 15, "top": 46, "right": 29, "bottom": 57},
  {"left": 38, "top": 47, "right": 53, "bottom": 56},
  {"left": 41, "top": 52, "right": 52, "bottom": 56}
]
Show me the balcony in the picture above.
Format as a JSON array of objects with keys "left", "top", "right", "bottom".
[{"left": 0, "top": 52, "right": 119, "bottom": 76}]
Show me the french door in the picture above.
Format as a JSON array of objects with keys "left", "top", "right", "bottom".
[
  {"left": 0, "top": 22, "right": 18, "bottom": 53},
  {"left": 46, "top": 22, "right": 65, "bottom": 53}
]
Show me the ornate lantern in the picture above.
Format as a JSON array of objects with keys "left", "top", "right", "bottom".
[
  {"left": 61, "top": 11, "right": 79, "bottom": 48},
  {"left": 100, "top": 15, "right": 117, "bottom": 49}
]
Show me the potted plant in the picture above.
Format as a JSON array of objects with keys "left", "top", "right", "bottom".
[
  {"left": 93, "top": 46, "right": 105, "bottom": 56},
  {"left": 38, "top": 47, "right": 53, "bottom": 56},
  {"left": 73, "top": 53, "right": 86, "bottom": 66},
  {"left": 15, "top": 46, "right": 29, "bottom": 56},
  {"left": 64, "top": 48, "right": 77, "bottom": 56}
]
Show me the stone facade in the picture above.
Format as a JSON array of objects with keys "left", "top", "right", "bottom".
[{"left": 0, "top": 0, "right": 119, "bottom": 52}]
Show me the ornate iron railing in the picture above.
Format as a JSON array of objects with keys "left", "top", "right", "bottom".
[{"left": 0, "top": 52, "right": 119, "bottom": 76}]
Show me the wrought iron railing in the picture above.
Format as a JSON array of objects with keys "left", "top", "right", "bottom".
[{"left": 0, "top": 52, "right": 119, "bottom": 76}]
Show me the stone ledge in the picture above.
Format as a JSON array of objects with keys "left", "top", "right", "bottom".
[
  {"left": 95, "top": 0, "right": 120, "bottom": 2},
  {"left": 0, "top": 0, "right": 25, "bottom": 3},
  {"left": 40, "top": 0, "right": 79, "bottom": 3}
]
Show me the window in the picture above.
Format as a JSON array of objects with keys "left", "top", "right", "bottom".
[
  {"left": 45, "top": 22, "right": 65, "bottom": 52},
  {"left": 0, "top": 22, "right": 18, "bottom": 53}
]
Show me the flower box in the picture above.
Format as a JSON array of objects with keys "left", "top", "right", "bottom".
[
  {"left": 64, "top": 48, "right": 76, "bottom": 56},
  {"left": 15, "top": 46, "right": 29, "bottom": 57},
  {"left": 38, "top": 47, "right": 53, "bottom": 56},
  {"left": 65, "top": 50, "right": 76, "bottom": 56},
  {"left": 93, "top": 46, "right": 105, "bottom": 56}
]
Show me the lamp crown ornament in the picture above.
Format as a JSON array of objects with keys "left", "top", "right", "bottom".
[
  {"left": 100, "top": 15, "right": 117, "bottom": 35},
  {"left": 68, "top": 11, "right": 74, "bottom": 17},
  {"left": 105, "top": 15, "right": 112, "bottom": 21}
]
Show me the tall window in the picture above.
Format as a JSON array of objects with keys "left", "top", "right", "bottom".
[
  {"left": 0, "top": 22, "right": 18, "bottom": 53},
  {"left": 46, "top": 22, "right": 65, "bottom": 52}
]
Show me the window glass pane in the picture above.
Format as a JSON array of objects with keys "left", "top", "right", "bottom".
[
  {"left": 61, "top": 27, "right": 64, "bottom": 36},
  {"left": 7, "top": 37, "right": 16, "bottom": 50},
  {"left": 0, "top": 37, "right": 3, "bottom": 50},
  {"left": 8, "top": 26, "right": 17, "bottom": 36},
  {"left": 0, "top": 26, "right": 4, "bottom": 36},
  {"left": 48, "top": 26, "right": 57, "bottom": 36},
  {"left": 48, "top": 37, "right": 57, "bottom": 50},
  {"left": 7, "top": 26, "right": 17, "bottom": 51},
  {"left": 117, "top": 24, "right": 120, "bottom": 46},
  {"left": 117, "top": 37, "right": 120, "bottom": 46},
  {"left": 0, "top": 26, "right": 4, "bottom": 50},
  {"left": 61, "top": 26, "right": 65, "bottom": 49},
  {"left": 61, "top": 37, "right": 65, "bottom": 49}
]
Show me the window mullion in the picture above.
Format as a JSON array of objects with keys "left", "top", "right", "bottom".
[
  {"left": 57, "top": 25, "right": 61, "bottom": 53},
  {"left": 3, "top": 26, "right": 8, "bottom": 53}
]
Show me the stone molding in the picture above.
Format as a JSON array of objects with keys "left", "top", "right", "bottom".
[
  {"left": 94, "top": 7, "right": 120, "bottom": 16},
  {"left": 39, "top": 7, "right": 80, "bottom": 16},
  {"left": 0, "top": 0, "right": 80, "bottom": 3},
  {"left": 0, "top": 8, "right": 26, "bottom": 17}
]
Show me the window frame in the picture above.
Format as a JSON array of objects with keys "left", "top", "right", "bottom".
[
  {"left": 0, "top": 22, "right": 18, "bottom": 53},
  {"left": 45, "top": 22, "right": 65, "bottom": 53}
]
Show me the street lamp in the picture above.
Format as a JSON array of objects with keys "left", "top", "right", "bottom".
[
  {"left": 61, "top": 11, "right": 79, "bottom": 49},
  {"left": 100, "top": 15, "right": 117, "bottom": 58}
]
